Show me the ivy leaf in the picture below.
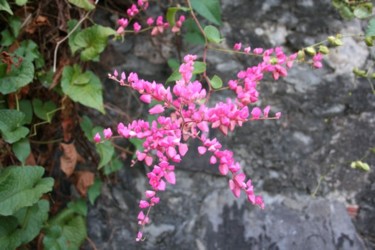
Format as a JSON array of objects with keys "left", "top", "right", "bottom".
[
  {"left": 67, "top": 199, "right": 87, "bottom": 217},
  {"left": 0, "top": 59, "right": 34, "bottom": 95},
  {"left": 0, "top": 0, "right": 13, "bottom": 15},
  {"left": 210, "top": 75, "right": 223, "bottom": 89},
  {"left": 0, "top": 109, "right": 29, "bottom": 144},
  {"left": 366, "top": 18, "right": 375, "bottom": 37},
  {"left": 12, "top": 138, "right": 31, "bottom": 165},
  {"left": 61, "top": 65, "right": 105, "bottom": 114},
  {"left": 72, "top": 25, "right": 116, "bottom": 61},
  {"left": 80, "top": 115, "right": 94, "bottom": 139},
  {"left": 190, "top": 0, "right": 222, "bottom": 25},
  {"left": 0, "top": 200, "right": 49, "bottom": 250},
  {"left": 68, "top": 0, "right": 95, "bottom": 11},
  {"left": 32, "top": 99, "right": 57, "bottom": 122},
  {"left": 183, "top": 18, "right": 205, "bottom": 45},
  {"left": 204, "top": 25, "right": 221, "bottom": 44},
  {"left": 88, "top": 178, "right": 102, "bottom": 205},
  {"left": 15, "top": 40, "right": 45, "bottom": 69},
  {"left": 0, "top": 166, "right": 54, "bottom": 216}
]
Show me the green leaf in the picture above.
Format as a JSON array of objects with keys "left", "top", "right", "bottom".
[
  {"left": 61, "top": 65, "right": 105, "bottom": 113},
  {"left": 43, "top": 209, "right": 87, "bottom": 250},
  {"left": 129, "top": 138, "right": 144, "bottom": 155},
  {"left": 0, "top": 166, "right": 54, "bottom": 216},
  {"left": 0, "top": 59, "right": 34, "bottom": 95},
  {"left": 1, "top": 17, "right": 22, "bottom": 46},
  {"left": 12, "top": 138, "right": 30, "bottom": 165},
  {"left": 167, "top": 58, "right": 180, "bottom": 71},
  {"left": 0, "top": 200, "right": 49, "bottom": 249},
  {"left": 183, "top": 19, "right": 205, "bottom": 45},
  {"left": 166, "top": 7, "right": 190, "bottom": 26},
  {"left": 15, "top": 40, "right": 45, "bottom": 69},
  {"left": 193, "top": 61, "right": 206, "bottom": 74},
  {"left": 204, "top": 25, "right": 221, "bottom": 44},
  {"left": 15, "top": 0, "right": 28, "bottom": 6},
  {"left": 190, "top": 0, "right": 222, "bottom": 25},
  {"left": 210, "top": 75, "right": 223, "bottom": 89},
  {"left": 88, "top": 178, "right": 102, "bottom": 205},
  {"left": 67, "top": 199, "right": 87, "bottom": 217},
  {"left": 68, "top": 0, "right": 95, "bottom": 11},
  {"left": 353, "top": 6, "right": 372, "bottom": 19},
  {"left": 0, "top": 0, "right": 13, "bottom": 15},
  {"left": 96, "top": 141, "right": 114, "bottom": 168},
  {"left": 166, "top": 69, "right": 182, "bottom": 83},
  {"left": 72, "top": 25, "right": 116, "bottom": 61},
  {"left": 80, "top": 115, "right": 94, "bottom": 139},
  {"left": 366, "top": 18, "right": 375, "bottom": 37},
  {"left": 103, "top": 158, "right": 123, "bottom": 175},
  {"left": 19, "top": 99, "right": 33, "bottom": 124},
  {"left": 0, "top": 109, "right": 29, "bottom": 143},
  {"left": 32, "top": 99, "right": 57, "bottom": 122}
]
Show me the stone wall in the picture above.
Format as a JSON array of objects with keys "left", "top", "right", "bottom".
[{"left": 84, "top": 0, "right": 375, "bottom": 249}]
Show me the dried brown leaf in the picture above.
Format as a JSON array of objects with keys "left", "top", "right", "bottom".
[
  {"left": 75, "top": 171, "right": 95, "bottom": 197},
  {"left": 60, "top": 142, "right": 84, "bottom": 177}
]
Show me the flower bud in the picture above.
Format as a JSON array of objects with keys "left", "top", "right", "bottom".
[
  {"left": 297, "top": 50, "right": 305, "bottom": 61},
  {"left": 352, "top": 67, "right": 367, "bottom": 77},
  {"left": 365, "top": 36, "right": 373, "bottom": 46},
  {"left": 319, "top": 45, "right": 329, "bottom": 55},
  {"left": 305, "top": 47, "right": 316, "bottom": 56}
]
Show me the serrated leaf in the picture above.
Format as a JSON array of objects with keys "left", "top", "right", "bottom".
[
  {"left": 0, "top": 0, "right": 13, "bottom": 15},
  {"left": 72, "top": 25, "right": 116, "bottom": 61},
  {"left": 0, "top": 59, "right": 34, "bottom": 95},
  {"left": 0, "top": 166, "right": 54, "bottom": 216},
  {"left": 0, "top": 109, "right": 29, "bottom": 143},
  {"left": 32, "top": 99, "right": 57, "bottom": 122},
  {"left": 12, "top": 138, "right": 30, "bottom": 165},
  {"left": 61, "top": 65, "right": 105, "bottom": 113},
  {"left": 204, "top": 25, "right": 221, "bottom": 44},
  {"left": 210, "top": 75, "right": 223, "bottom": 89},
  {"left": 43, "top": 209, "right": 87, "bottom": 250},
  {"left": 68, "top": 0, "right": 95, "bottom": 11},
  {"left": 191, "top": 0, "right": 222, "bottom": 25},
  {"left": 0, "top": 200, "right": 49, "bottom": 249},
  {"left": 88, "top": 178, "right": 102, "bottom": 205}
]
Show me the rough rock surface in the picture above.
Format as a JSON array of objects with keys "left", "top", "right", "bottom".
[{"left": 85, "top": 0, "right": 375, "bottom": 249}]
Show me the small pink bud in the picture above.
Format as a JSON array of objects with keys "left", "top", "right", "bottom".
[
  {"left": 244, "top": 46, "right": 251, "bottom": 54},
  {"left": 151, "top": 196, "right": 160, "bottom": 204},
  {"left": 136, "top": 231, "right": 143, "bottom": 241},
  {"left": 139, "top": 200, "right": 150, "bottom": 208},
  {"left": 103, "top": 128, "right": 113, "bottom": 139},
  {"left": 94, "top": 133, "right": 101, "bottom": 143},
  {"left": 145, "top": 155, "right": 153, "bottom": 166},
  {"left": 178, "top": 143, "right": 188, "bottom": 156},
  {"left": 263, "top": 106, "right": 270, "bottom": 118},
  {"left": 121, "top": 72, "right": 126, "bottom": 80},
  {"left": 275, "top": 112, "right": 281, "bottom": 119},
  {"left": 145, "top": 190, "right": 156, "bottom": 198},
  {"left": 198, "top": 146, "right": 207, "bottom": 155},
  {"left": 210, "top": 155, "right": 217, "bottom": 164},
  {"left": 133, "top": 22, "right": 141, "bottom": 33},
  {"left": 233, "top": 42, "right": 242, "bottom": 51},
  {"left": 253, "top": 48, "right": 264, "bottom": 54},
  {"left": 149, "top": 104, "right": 165, "bottom": 114},
  {"left": 140, "top": 94, "right": 152, "bottom": 104},
  {"left": 147, "top": 17, "right": 154, "bottom": 26},
  {"left": 251, "top": 107, "right": 262, "bottom": 119}
]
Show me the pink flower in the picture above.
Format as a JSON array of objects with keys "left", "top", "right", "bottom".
[
  {"left": 133, "top": 22, "right": 141, "bottom": 33},
  {"left": 275, "top": 112, "right": 281, "bottom": 119},
  {"left": 253, "top": 48, "right": 264, "bottom": 54},
  {"left": 140, "top": 94, "right": 152, "bottom": 104},
  {"left": 103, "top": 128, "right": 113, "bottom": 139},
  {"left": 117, "top": 18, "right": 129, "bottom": 28},
  {"left": 244, "top": 46, "right": 251, "bottom": 54},
  {"left": 136, "top": 231, "right": 143, "bottom": 241},
  {"left": 233, "top": 43, "right": 242, "bottom": 51},
  {"left": 147, "top": 17, "right": 154, "bottom": 26},
  {"left": 149, "top": 104, "right": 165, "bottom": 114},
  {"left": 229, "top": 173, "right": 246, "bottom": 198},
  {"left": 251, "top": 107, "right": 262, "bottom": 119},
  {"left": 263, "top": 106, "right": 270, "bottom": 118},
  {"left": 94, "top": 133, "right": 101, "bottom": 143},
  {"left": 198, "top": 146, "right": 207, "bottom": 155},
  {"left": 313, "top": 53, "right": 323, "bottom": 68},
  {"left": 145, "top": 190, "right": 155, "bottom": 198},
  {"left": 139, "top": 200, "right": 150, "bottom": 208}
]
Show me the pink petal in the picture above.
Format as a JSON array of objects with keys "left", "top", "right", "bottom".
[
  {"left": 149, "top": 104, "right": 165, "bottom": 114},
  {"left": 178, "top": 143, "right": 188, "bottom": 156},
  {"left": 198, "top": 146, "right": 207, "bottom": 155},
  {"left": 165, "top": 171, "right": 176, "bottom": 184}
]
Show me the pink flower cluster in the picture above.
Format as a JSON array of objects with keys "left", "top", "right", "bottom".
[
  {"left": 115, "top": 1, "right": 185, "bottom": 36},
  {"left": 97, "top": 49, "right": 303, "bottom": 240}
]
